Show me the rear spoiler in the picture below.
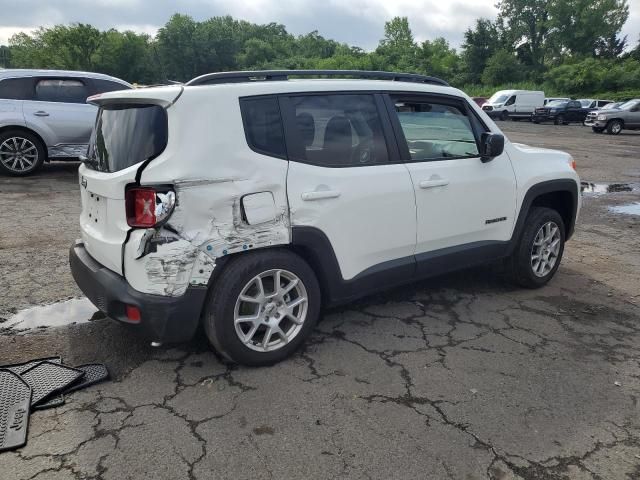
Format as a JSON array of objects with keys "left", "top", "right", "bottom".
[{"left": 87, "top": 85, "right": 184, "bottom": 109}]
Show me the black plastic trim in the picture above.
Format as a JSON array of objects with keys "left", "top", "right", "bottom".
[
  {"left": 509, "top": 179, "right": 579, "bottom": 247},
  {"left": 291, "top": 227, "right": 507, "bottom": 306},
  {"left": 187, "top": 70, "right": 449, "bottom": 87},
  {"left": 70, "top": 241, "right": 207, "bottom": 343}
]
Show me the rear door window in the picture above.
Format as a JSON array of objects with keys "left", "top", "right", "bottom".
[
  {"left": 283, "top": 94, "right": 389, "bottom": 167},
  {"left": 87, "top": 104, "right": 168, "bottom": 172},
  {"left": 35, "top": 78, "right": 89, "bottom": 104},
  {"left": 0, "top": 78, "right": 35, "bottom": 100}
]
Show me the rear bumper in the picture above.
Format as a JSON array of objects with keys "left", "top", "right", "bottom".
[{"left": 69, "top": 240, "right": 207, "bottom": 343}]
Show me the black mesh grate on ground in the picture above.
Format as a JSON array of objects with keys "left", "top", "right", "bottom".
[
  {"left": 1, "top": 357, "right": 65, "bottom": 411},
  {"left": 20, "top": 362, "right": 84, "bottom": 407},
  {"left": 64, "top": 364, "right": 109, "bottom": 394},
  {"left": 2, "top": 356, "right": 62, "bottom": 375},
  {"left": 0, "top": 370, "right": 31, "bottom": 452}
]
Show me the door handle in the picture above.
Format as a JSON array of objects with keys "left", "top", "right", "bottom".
[
  {"left": 419, "top": 178, "right": 449, "bottom": 189},
  {"left": 301, "top": 190, "right": 341, "bottom": 201},
  {"left": 33, "top": 111, "right": 49, "bottom": 117}
]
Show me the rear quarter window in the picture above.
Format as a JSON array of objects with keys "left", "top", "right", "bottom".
[
  {"left": 240, "top": 97, "right": 287, "bottom": 159},
  {"left": 0, "top": 78, "right": 35, "bottom": 100},
  {"left": 91, "top": 79, "right": 130, "bottom": 95}
]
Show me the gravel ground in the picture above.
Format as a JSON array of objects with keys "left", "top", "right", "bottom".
[{"left": 0, "top": 123, "right": 639, "bottom": 479}]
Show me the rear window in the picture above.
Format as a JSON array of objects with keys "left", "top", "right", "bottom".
[
  {"left": 0, "top": 78, "right": 35, "bottom": 100},
  {"left": 86, "top": 104, "right": 168, "bottom": 172}
]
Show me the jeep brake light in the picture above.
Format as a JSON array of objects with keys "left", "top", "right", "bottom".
[
  {"left": 569, "top": 158, "right": 577, "bottom": 171},
  {"left": 125, "top": 187, "right": 176, "bottom": 228}
]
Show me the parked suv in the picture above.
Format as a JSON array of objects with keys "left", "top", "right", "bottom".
[
  {"left": 0, "top": 69, "right": 131, "bottom": 175},
  {"left": 584, "top": 99, "right": 640, "bottom": 134},
  {"left": 69, "top": 70, "right": 580, "bottom": 366},
  {"left": 532, "top": 99, "right": 592, "bottom": 125}
]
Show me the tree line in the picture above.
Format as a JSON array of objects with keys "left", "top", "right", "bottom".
[{"left": 1, "top": 0, "right": 639, "bottom": 99}]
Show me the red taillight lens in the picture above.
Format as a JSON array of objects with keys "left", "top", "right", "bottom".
[
  {"left": 125, "top": 305, "right": 141, "bottom": 323},
  {"left": 125, "top": 187, "right": 175, "bottom": 228},
  {"left": 126, "top": 187, "right": 156, "bottom": 227}
]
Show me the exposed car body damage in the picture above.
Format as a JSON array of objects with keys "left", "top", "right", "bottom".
[{"left": 124, "top": 177, "right": 289, "bottom": 297}]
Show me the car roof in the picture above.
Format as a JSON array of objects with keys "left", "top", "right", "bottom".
[
  {"left": 0, "top": 69, "right": 131, "bottom": 87},
  {"left": 92, "top": 78, "right": 468, "bottom": 105}
]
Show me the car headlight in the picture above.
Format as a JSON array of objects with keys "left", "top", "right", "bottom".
[{"left": 597, "top": 115, "right": 607, "bottom": 121}]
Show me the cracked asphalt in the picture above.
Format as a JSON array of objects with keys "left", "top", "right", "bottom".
[{"left": 1, "top": 123, "right": 640, "bottom": 479}]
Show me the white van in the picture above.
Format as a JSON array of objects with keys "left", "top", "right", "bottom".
[{"left": 482, "top": 90, "right": 545, "bottom": 121}]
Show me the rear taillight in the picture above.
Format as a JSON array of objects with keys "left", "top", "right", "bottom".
[{"left": 125, "top": 186, "right": 175, "bottom": 228}]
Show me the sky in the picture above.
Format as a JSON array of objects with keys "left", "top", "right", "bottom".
[{"left": 0, "top": 0, "right": 638, "bottom": 51}]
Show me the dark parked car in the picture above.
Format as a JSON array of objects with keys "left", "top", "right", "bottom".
[
  {"left": 532, "top": 100, "right": 593, "bottom": 125},
  {"left": 472, "top": 96, "right": 487, "bottom": 107}
]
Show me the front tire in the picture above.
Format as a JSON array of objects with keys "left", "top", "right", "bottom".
[
  {"left": 607, "top": 120, "right": 623, "bottom": 135},
  {"left": 500, "top": 110, "right": 509, "bottom": 121},
  {"left": 202, "top": 250, "right": 321, "bottom": 366},
  {"left": 0, "top": 130, "right": 46, "bottom": 176},
  {"left": 554, "top": 114, "right": 565, "bottom": 125},
  {"left": 508, "top": 207, "right": 565, "bottom": 289}
]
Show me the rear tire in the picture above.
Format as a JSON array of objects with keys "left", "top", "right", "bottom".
[
  {"left": 508, "top": 207, "right": 565, "bottom": 289},
  {"left": 202, "top": 250, "right": 321, "bottom": 366},
  {"left": 607, "top": 120, "right": 623, "bottom": 135},
  {"left": 0, "top": 130, "right": 46, "bottom": 176}
]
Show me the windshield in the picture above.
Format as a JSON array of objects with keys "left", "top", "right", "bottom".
[
  {"left": 488, "top": 93, "right": 510, "bottom": 104},
  {"left": 547, "top": 100, "right": 568, "bottom": 108},
  {"left": 86, "top": 104, "right": 168, "bottom": 172},
  {"left": 618, "top": 99, "right": 640, "bottom": 110}
]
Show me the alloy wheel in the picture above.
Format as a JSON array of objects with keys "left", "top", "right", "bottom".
[
  {"left": 0, "top": 137, "right": 39, "bottom": 173},
  {"left": 233, "top": 269, "right": 308, "bottom": 352},
  {"left": 530, "top": 221, "right": 561, "bottom": 277}
]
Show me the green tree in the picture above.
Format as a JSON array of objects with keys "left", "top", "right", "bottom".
[
  {"left": 548, "top": 0, "right": 629, "bottom": 57},
  {"left": 376, "top": 17, "right": 418, "bottom": 70},
  {"left": 94, "top": 30, "right": 158, "bottom": 83},
  {"left": 481, "top": 49, "right": 525, "bottom": 85},
  {"left": 417, "top": 38, "right": 460, "bottom": 79},
  {"left": 460, "top": 19, "right": 502, "bottom": 83},
  {"left": 496, "top": 0, "right": 551, "bottom": 72}
]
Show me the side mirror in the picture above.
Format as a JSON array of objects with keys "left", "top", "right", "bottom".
[{"left": 480, "top": 133, "right": 504, "bottom": 162}]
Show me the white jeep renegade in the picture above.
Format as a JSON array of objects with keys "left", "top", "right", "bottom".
[{"left": 69, "top": 70, "right": 580, "bottom": 366}]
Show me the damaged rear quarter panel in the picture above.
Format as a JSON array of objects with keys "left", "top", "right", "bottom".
[{"left": 122, "top": 86, "right": 291, "bottom": 297}]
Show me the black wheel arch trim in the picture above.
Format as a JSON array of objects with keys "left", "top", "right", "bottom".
[{"left": 508, "top": 179, "right": 579, "bottom": 253}]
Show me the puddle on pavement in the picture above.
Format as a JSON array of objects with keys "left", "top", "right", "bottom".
[
  {"left": 580, "top": 182, "right": 638, "bottom": 195},
  {"left": 2, "top": 298, "right": 103, "bottom": 331},
  {"left": 610, "top": 202, "right": 640, "bottom": 216}
]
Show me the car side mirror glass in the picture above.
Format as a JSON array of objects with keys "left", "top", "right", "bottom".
[{"left": 480, "top": 133, "right": 504, "bottom": 162}]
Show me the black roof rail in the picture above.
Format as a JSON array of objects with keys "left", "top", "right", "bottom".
[{"left": 185, "top": 70, "right": 449, "bottom": 87}]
